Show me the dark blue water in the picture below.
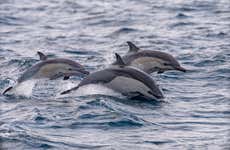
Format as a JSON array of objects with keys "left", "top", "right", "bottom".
[{"left": 1, "top": 0, "right": 230, "bottom": 149}]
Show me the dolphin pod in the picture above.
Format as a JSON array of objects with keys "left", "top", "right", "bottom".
[
  {"left": 2, "top": 52, "right": 89, "bottom": 95},
  {"left": 3, "top": 42, "right": 186, "bottom": 100}
]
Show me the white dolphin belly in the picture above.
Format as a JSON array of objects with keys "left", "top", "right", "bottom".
[{"left": 105, "top": 76, "right": 155, "bottom": 99}]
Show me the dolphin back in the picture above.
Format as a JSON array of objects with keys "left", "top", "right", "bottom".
[{"left": 60, "top": 69, "right": 117, "bottom": 94}]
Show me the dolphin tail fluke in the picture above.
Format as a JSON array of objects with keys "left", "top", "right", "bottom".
[
  {"left": 2, "top": 86, "right": 13, "bottom": 95},
  {"left": 60, "top": 89, "right": 71, "bottom": 95},
  {"left": 60, "top": 86, "right": 80, "bottom": 95},
  {"left": 127, "top": 41, "right": 140, "bottom": 53}
]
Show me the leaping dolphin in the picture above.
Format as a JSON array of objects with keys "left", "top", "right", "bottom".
[
  {"left": 112, "top": 41, "right": 186, "bottom": 74},
  {"left": 2, "top": 52, "right": 89, "bottom": 95},
  {"left": 61, "top": 53, "right": 164, "bottom": 100}
]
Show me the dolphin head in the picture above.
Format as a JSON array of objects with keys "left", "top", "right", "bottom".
[
  {"left": 133, "top": 77, "right": 164, "bottom": 100},
  {"left": 59, "top": 59, "right": 90, "bottom": 77},
  {"left": 158, "top": 54, "right": 186, "bottom": 73}
]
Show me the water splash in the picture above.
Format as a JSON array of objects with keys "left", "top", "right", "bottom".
[
  {"left": 4, "top": 79, "right": 36, "bottom": 97},
  {"left": 58, "top": 82, "right": 122, "bottom": 98}
]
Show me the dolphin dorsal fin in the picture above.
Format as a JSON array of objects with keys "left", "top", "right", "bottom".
[
  {"left": 114, "top": 53, "right": 125, "bottom": 67},
  {"left": 37, "top": 51, "right": 47, "bottom": 60},
  {"left": 127, "top": 41, "right": 140, "bottom": 53}
]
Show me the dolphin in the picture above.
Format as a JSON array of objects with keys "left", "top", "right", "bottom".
[
  {"left": 61, "top": 53, "right": 164, "bottom": 100},
  {"left": 112, "top": 41, "right": 186, "bottom": 74},
  {"left": 2, "top": 52, "right": 89, "bottom": 95}
]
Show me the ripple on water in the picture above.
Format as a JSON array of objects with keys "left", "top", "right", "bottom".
[
  {"left": 169, "top": 22, "right": 197, "bottom": 29},
  {"left": 108, "top": 27, "right": 141, "bottom": 37},
  {"left": 64, "top": 49, "right": 100, "bottom": 56}
]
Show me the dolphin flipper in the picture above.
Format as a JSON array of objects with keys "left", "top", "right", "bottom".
[
  {"left": 126, "top": 91, "right": 143, "bottom": 98},
  {"left": 127, "top": 41, "right": 140, "bottom": 53},
  {"left": 64, "top": 71, "right": 88, "bottom": 78},
  {"left": 37, "top": 51, "right": 47, "bottom": 60},
  {"left": 60, "top": 86, "right": 80, "bottom": 95},
  {"left": 63, "top": 76, "right": 70, "bottom": 80},
  {"left": 50, "top": 71, "right": 88, "bottom": 80},
  {"left": 49, "top": 72, "right": 64, "bottom": 80},
  {"left": 157, "top": 70, "right": 164, "bottom": 74}
]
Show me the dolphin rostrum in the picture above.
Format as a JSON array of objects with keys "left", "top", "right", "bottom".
[
  {"left": 61, "top": 53, "right": 164, "bottom": 100},
  {"left": 2, "top": 52, "right": 89, "bottom": 95},
  {"left": 113, "top": 41, "right": 186, "bottom": 74}
]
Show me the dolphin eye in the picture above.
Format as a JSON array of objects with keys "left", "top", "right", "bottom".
[
  {"left": 163, "top": 63, "right": 170, "bottom": 66},
  {"left": 68, "top": 68, "right": 72, "bottom": 71},
  {"left": 148, "top": 91, "right": 153, "bottom": 95}
]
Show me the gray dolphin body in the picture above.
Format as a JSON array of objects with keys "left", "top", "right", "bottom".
[
  {"left": 2, "top": 52, "right": 89, "bottom": 95},
  {"left": 113, "top": 42, "right": 186, "bottom": 74},
  {"left": 61, "top": 53, "right": 164, "bottom": 100},
  {"left": 17, "top": 58, "right": 89, "bottom": 82}
]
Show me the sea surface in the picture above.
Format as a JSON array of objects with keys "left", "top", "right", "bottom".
[{"left": 0, "top": 0, "right": 230, "bottom": 149}]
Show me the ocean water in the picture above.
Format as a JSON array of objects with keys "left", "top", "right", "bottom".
[{"left": 0, "top": 0, "right": 230, "bottom": 149}]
